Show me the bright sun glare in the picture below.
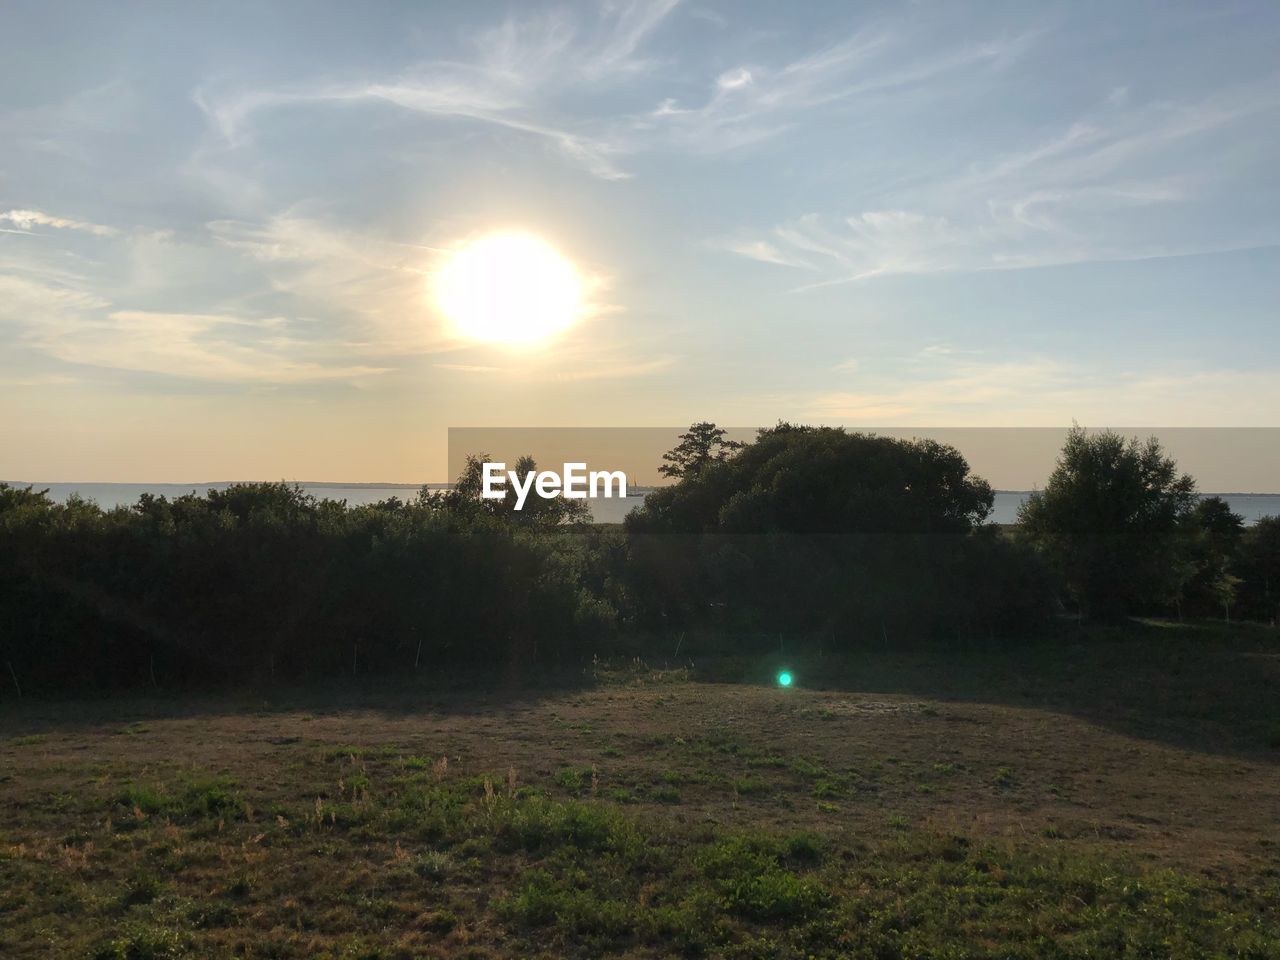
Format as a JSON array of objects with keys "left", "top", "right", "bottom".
[{"left": 433, "top": 232, "right": 582, "bottom": 346}]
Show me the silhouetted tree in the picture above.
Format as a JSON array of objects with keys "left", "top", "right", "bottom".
[
  {"left": 1181, "top": 496, "right": 1244, "bottom": 619},
  {"left": 634, "top": 424, "right": 993, "bottom": 535},
  {"left": 1018, "top": 427, "right": 1197, "bottom": 620},
  {"left": 627, "top": 425, "right": 1048, "bottom": 641},
  {"left": 1239, "top": 515, "right": 1280, "bottom": 624},
  {"left": 658, "top": 422, "right": 744, "bottom": 479},
  {"left": 0, "top": 478, "right": 606, "bottom": 693},
  {"left": 445, "top": 453, "right": 589, "bottom": 527}
]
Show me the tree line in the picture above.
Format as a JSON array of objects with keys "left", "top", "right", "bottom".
[{"left": 0, "top": 424, "right": 1276, "bottom": 693}]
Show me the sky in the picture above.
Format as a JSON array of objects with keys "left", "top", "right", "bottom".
[{"left": 2, "top": 0, "right": 1278, "bottom": 483}]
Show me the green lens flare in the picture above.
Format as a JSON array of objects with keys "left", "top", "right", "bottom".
[{"left": 777, "top": 671, "right": 793, "bottom": 687}]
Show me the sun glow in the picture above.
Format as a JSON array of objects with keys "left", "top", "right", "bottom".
[{"left": 433, "top": 232, "right": 582, "bottom": 346}]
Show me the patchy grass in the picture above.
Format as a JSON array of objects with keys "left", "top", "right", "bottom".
[
  {"left": 2, "top": 621, "right": 1279, "bottom": 957},
  {"left": 5, "top": 767, "right": 1275, "bottom": 958}
]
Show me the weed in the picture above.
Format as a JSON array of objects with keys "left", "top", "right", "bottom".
[
  {"left": 119, "top": 783, "right": 169, "bottom": 816},
  {"left": 783, "top": 831, "right": 826, "bottom": 865},
  {"left": 119, "top": 870, "right": 163, "bottom": 908},
  {"left": 697, "top": 834, "right": 829, "bottom": 921},
  {"left": 419, "top": 909, "right": 458, "bottom": 934},
  {"left": 789, "top": 757, "right": 827, "bottom": 779},
  {"left": 414, "top": 849, "right": 455, "bottom": 880},
  {"left": 553, "top": 766, "right": 593, "bottom": 793},
  {"left": 91, "top": 923, "right": 187, "bottom": 960},
  {"left": 226, "top": 872, "right": 253, "bottom": 898}
]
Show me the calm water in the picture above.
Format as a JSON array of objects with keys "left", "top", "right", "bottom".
[
  {"left": 6, "top": 483, "right": 1278, "bottom": 526},
  {"left": 4, "top": 483, "right": 434, "bottom": 511},
  {"left": 985, "top": 491, "right": 1280, "bottom": 526},
  {"left": 588, "top": 491, "right": 1280, "bottom": 525}
]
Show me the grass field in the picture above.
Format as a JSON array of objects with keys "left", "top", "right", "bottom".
[{"left": 2, "top": 621, "right": 1279, "bottom": 958}]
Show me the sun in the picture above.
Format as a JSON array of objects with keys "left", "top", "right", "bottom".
[{"left": 433, "top": 232, "right": 583, "bottom": 346}]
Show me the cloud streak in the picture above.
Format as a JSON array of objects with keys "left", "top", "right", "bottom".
[
  {"left": 723, "top": 76, "right": 1280, "bottom": 285},
  {"left": 799, "top": 350, "right": 1280, "bottom": 426},
  {"left": 1, "top": 209, "right": 117, "bottom": 237},
  {"left": 195, "top": 1, "right": 683, "bottom": 181},
  {"left": 0, "top": 268, "right": 393, "bottom": 384},
  {"left": 192, "top": 5, "right": 1042, "bottom": 183}
]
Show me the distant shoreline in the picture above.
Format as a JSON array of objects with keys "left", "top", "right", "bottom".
[{"left": 5, "top": 482, "right": 1279, "bottom": 497}]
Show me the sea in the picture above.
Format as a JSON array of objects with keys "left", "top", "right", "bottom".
[{"left": 5, "top": 483, "right": 1279, "bottom": 526}]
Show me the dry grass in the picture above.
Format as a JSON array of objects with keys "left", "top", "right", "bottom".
[{"left": 1, "top": 621, "right": 1278, "bottom": 957}]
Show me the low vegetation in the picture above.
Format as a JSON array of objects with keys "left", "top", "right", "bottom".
[
  {"left": 2, "top": 621, "right": 1279, "bottom": 958},
  {"left": 2, "top": 425, "right": 1277, "bottom": 954},
  {"left": 4, "top": 424, "right": 1275, "bottom": 696}
]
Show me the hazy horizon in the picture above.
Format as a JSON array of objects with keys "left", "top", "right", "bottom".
[
  {"left": 6, "top": 423, "right": 1280, "bottom": 492},
  {"left": 11, "top": 481, "right": 1280, "bottom": 495}
]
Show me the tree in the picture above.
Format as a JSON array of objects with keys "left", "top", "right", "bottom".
[
  {"left": 1018, "top": 427, "right": 1197, "bottom": 620},
  {"left": 1239, "top": 516, "right": 1280, "bottom": 624},
  {"left": 624, "top": 425, "right": 1046, "bottom": 640},
  {"left": 1180, "top": 496, "right": 1244, "bottom": 619},
  {"left": 0, "top": 477, "right": 609, "bottom": 692},
  {"left": 446, "top": 453, "right": 589, "bottom": 527},
  {"left": 658, "top": 422, "right": 744, "bottom": 479},
  {"left": 634, "top": 424, "right": 993, "bottom": 535}
]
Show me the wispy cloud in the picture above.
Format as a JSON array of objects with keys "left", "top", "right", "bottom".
[
  {"left": 434, "top": 362, "right": 504, "bottom": 374},
  {"left": 207, "top": 214, "right": 447, "bottom": 353},
  {"left": 723, "top": 77, "right": 1280, "bottom": 285},
  {"left": 1, "top": 209, "right": 117, "bottom": 237},
  {"left": 0, "top": 268, "right": 393, "bottom": 384},
  {"left": 191, "top": 5, "right": 1041, "bottom": 183},
  {"left": 634, "top": 26, "right": 1035, "bottom": 155},
  {"left": 722, "top": 239, "right": 817, "bottom": 270},
  {"left": 194, "top": 1, "right": 682, "bottom": 181},
  {"left": 0, "top": 372, "right": 80, "bottom": 387},
  {"left": 797, "top": 349, "right": 1280, "bottom": 426},
  {"left": 46, "top": 310, "right": 392, "bottom": 383}
]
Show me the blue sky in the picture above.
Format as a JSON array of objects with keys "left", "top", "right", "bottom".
[{"left": 2, "top": 0, "right": 1278, "bottom": 481}]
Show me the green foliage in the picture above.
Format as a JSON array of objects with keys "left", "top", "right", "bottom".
[
  {"left": 1239, "top": 515, "right": 1280, "bottom": 623},
  {"left": 697, "top": 834, "right": 829, "bottom": 921},
  {"left": 1018, "top": 427, "right": 1198, "bottom": 619},
  {"left": 117, "top": 777, "right": 239, "bottom": 821},
  {"left": 626, "top": 424, "right": 1053, "bottom": 640},
  {"left": 448, "top": 452, "right": 591, "bottom": 527},
  {"left": 2, "top": 423, "right": 1273, "bottom": 697},
  {"left": 0, "top": 476, "right": 612, "bottom": 691},
  {"left": 1181, "top": 496, "right": 1245, "bottom": 617},
  {"left": 553, "top": 766, "right": 594, "bottom": 793},
  {"left": 635, "top": 423, "right": 995, "bottom": 535},
  {"left": 649, "top": 785, "right": 681, "bottom": 804},
  {"left": 119, "top": 870, "right": 163, "bottom": 908},
  {"left": 90, "top": 922, "right": 188, "bottom": 960}
]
